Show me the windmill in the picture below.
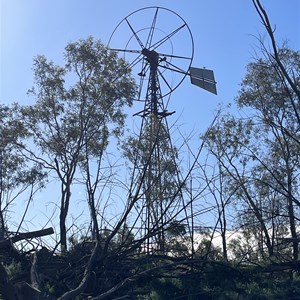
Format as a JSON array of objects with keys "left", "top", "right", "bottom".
[{"left": 108, "top": 6, "right": 216, "bottom": 254}]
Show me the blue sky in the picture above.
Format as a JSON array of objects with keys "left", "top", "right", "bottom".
[
  {"left": 0, "top": 0, "right": 299, "bottom": 233},
  {"left": 1, "top": 0, "right": 299, "bottom": 133}
]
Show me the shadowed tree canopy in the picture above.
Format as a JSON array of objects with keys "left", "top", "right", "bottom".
[{"left": 204, "top": 47, "right": 300, "bottom": 261}]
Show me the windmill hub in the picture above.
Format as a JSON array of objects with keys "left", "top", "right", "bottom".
[{"left": 141, "top": 48, "right": 159, "bottom": 68}]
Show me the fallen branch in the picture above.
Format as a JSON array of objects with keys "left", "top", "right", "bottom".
[{"left": 0, "top": 227, "right": 54, "bottom": 248}]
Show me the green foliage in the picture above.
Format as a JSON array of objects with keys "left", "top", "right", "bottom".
[
  {"left": 0, "top": 104, "right": 46, "bottom": 238},
  {"left": 24, "top": 36, "right": 137, "bottom": 159},
  {"left": 196, "top": 238, "right": 223, "bottom": 261},
  {"left": 44, "top": 282, "right": 56, "bottom": 296},
  {"left": 4, "top": 260, "right": 22, "bottom": 279},
  {"left": 135, "top": 274, "right": 183, "bottom": 300}
]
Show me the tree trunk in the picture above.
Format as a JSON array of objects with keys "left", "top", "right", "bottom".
[
  {"left": 287, "top": 178, "right": 298, "bottom": 260},
  {"left": 60, "top": 210, "right": 67, "bottom": 253},
  {"left": 60, "top": 182, "right": 72, "bottom": 253}
]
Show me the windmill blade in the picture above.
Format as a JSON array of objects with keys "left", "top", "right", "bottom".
[{"left": 189, "top": 67, "right": 217, "bottom": 95}]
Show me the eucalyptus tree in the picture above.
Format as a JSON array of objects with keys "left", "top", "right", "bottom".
[
  {"left": 236, "top": 46, "right": 300, "bottom": 260},
  {"left": 204, "top": 45, "right": 300, "bottom": 261},
  {"left": 204, "top": 114, "right": 276, "bottom": 259},
  {"left": 20, "top": 37, "right": 136, "bottom": 252},
  {"left": 0, "top": 104, "right": 45, "bottom": 239}
]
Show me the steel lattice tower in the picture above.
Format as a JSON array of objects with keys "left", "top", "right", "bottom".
[{"left": 108, "top": 6, "right": 217, "bottom": 254}]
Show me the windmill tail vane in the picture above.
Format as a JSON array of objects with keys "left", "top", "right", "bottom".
[{"left": 189, "top": 67, "right": 217, "bottom": 95}]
